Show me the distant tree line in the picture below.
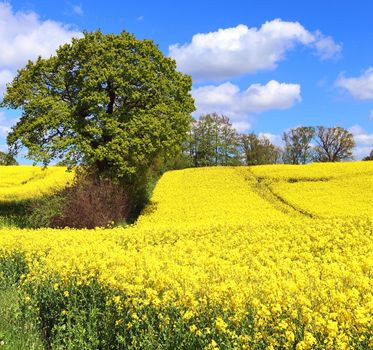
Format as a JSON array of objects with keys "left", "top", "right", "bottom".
[
  {"left": 171, "top": 113, "right": 356, "bottom": 168},
  {"left": 363, "top": 150, "right": 373, "bottom": 161},
  {"left": 282, "top": 125, "right": 355, "bottom": 164}
]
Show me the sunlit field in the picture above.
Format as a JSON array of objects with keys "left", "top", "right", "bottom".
[
  {"left": 0, "top": 163, "right": 372, "bottom": 349},
  {"left": 0, "top": 166, "right": 73, "bottom": 202}
]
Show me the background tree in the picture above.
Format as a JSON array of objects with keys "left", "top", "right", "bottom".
[
  {"left": 0, "top": 151, "right": 18, "bottom": 165},
  {"left": 363, "top": 149, "right": 373, "bottom": 161},
  {"left": 1, "top": 30, "right": 195, "bottom": 194},
  {"left": 193, "top": 114, "right": 218, "bottom": 166},
  {"left": 313, "top": 126, "right": 355, "bottom": 162},
  {"left": 282, "top": 126, "right": 315, "bottom": 164},
  {"left": 240, "top": 133, "right": 281, "bottom": 165},
  {"left": 216, "top": 114, "right": 241, "bottom": 166},
  {"left": 187, "top": 113, "right": 240, "bottom": 166}
]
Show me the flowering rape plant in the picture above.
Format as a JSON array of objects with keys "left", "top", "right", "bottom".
[{"left": 0, "top": 163, "right": 372, "bottom": 348}]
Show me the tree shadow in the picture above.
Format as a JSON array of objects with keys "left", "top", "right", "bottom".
[{"left": 0, "top": 199, "right": 31, "bottom": 228}]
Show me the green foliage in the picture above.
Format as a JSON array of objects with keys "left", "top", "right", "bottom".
[
  {"left": 282, "top": 126, "right": 316, "bottom": 164},
  {"left": 185, "top": 113, "right": 241, "bottom": 167},
  {"left": 0, "top": 151, "right": 17, "bottom": 165},
  {"left": 17, "top": 276, "right": 257, "bottom": 349},
  {"left": 2, "top": 30, "right": 195, "bottom": 185},
  {"left": 0, "top": 251, "right": 28, "bottom": 288},
  {"left": 0, "top": 200, "right": 30, "bottom": 228},
  {"left": 0, "top": 287, "right": 43, "bottom": 350},
  {"left": 25, "top": 194, "right": 67, "bottom": 228},
  {"left": 240, "top": 133, "right": 282, "bottom": 165},
  {"left": 0, "top": 253, "right": 43, "bottom": 349}
]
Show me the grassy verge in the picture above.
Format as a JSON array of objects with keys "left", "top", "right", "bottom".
[
  {"left": 0, "top": 200, "right": 30, "bottom": 228},
  {"left": 0, "top": 287, "right": 43, "bottom": 350}
]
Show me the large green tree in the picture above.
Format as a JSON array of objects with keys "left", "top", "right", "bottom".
[{"left": 1, "top": 31, "right": 195, "bottom": 183}]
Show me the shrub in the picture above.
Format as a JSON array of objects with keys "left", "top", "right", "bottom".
[
  {"left": 51, "top": 175, "right": 129, "bottom": 229},
  {"left": 26, "top": 173, "right": 129, "bottom": 229}
]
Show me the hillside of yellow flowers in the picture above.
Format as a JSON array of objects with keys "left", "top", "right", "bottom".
[
  {"left": 0, "top": 165, "right": 73, "bottom": 202},
  {"left": 0, "top": 163, "right": 372, "bottom": 349}
]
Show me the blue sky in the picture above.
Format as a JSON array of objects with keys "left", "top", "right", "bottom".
[{"left": 1, "top": 0, "right": 373, "bottom": 161}]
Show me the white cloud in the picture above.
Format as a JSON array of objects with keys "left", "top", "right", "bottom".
[
  {"left": 0, "top": 69, "right": 14, "bottom": 96},
  {"left": 349, "top": 124, "right": 373, "bottom": 159},
  {"left": 336, "top": 68, "right": 373, "bottom": 100},
  {"left": 0, "top": 125, "right": 10, "bottom": 136},
  {"left": 258, "top": 132, "right": 283, "bottom": 146},
  {"left": 232, "top": 121, "right": 252, "bottom": 132},
  {"left": 169, "top": 19, "right": 341, "bottom": 81},
  {"left": 0, "top": 2, "right": 81, "bottom": 92},
  {"left": 0, "top": 111, "right": 19, "bottom": 138},
  {"left": 72, "top": 5, "right": 84, "bottom": 16},
  {"left": 350, "top": 125, "right": 373, "bottom": 146},
  {"left": 313, "top": 31, "right": 342, "bottom": 60},
  {"left": 192, "top": 80, "right": 301, "bottom": 130}
]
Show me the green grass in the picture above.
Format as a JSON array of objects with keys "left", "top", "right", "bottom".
[
  {"left": 0, "top": 287, "right": 43, "bottom": 350},
  {"left": 0, "top": 200, "right": 30, "bottom": 228}
]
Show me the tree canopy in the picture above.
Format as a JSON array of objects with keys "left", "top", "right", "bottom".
[
  {"left": 241, "top": 133, "right": 281, "bottom": 166},
  {"left": 282, "top": 126, "right": 355, "bottom": 164},
  {"left": 313, "top": 126, "right": 355, "bottom": 162},
  {"left": 188, "top": 113, "right": 240, "bottom": 167},
  {"left": 1, "top": 30, "right": 195, "bottom": 183},
  {"left": 0, "top": 151, "right": 18, "bottom": 165},
  {"left": 282, "top": 127, "right": 315, "bottom": 164}
]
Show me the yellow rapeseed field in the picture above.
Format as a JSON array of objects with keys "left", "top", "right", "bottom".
[
  {"left": 0, "top": 163, "right": 372, "bottom": 349},
  {"left": 0, "top": 165, "right": 74, "bottom": 202}
]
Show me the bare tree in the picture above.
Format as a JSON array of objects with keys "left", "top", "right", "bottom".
[
  {"left": 313, "top": 126, "right": 355, "bottom": 162},
  {"left": 282, "top": 127, "right": 315, "bottom": 164}
]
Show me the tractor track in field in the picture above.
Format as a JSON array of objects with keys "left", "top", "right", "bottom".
[{"left": 236, "top": 167, "right": 317, "bottom": 219}]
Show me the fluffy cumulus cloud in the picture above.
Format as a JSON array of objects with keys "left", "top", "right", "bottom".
[
  {"left": 169, "top": 19, "right": 341, "bottom": 82},
  {"left": 0, "top": 2, "right": 81, "bottom": 94},
  {"left": 192, "top": 80, "right": 301, "bottom": 131},
  {"left": 336, "top": 68, "right": 373, "bottom": 101},
  {"left": 349, "top": 125, "right": 373, "bottom": 159}
]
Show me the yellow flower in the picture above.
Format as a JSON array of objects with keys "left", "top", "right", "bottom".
[
  {"left": 189, "top": 325, "right": 197, "bottom": 333},
  {"left": 215, "top": 317, "right": 228, "bottom": 333}
]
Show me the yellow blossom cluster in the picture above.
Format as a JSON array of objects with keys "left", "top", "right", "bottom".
[{"left": 0, "top": 163, "right": 372, "bottom": 348}]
